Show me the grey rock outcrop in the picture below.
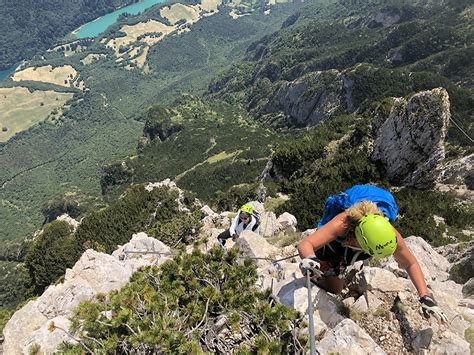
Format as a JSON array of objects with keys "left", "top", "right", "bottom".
[
  {"left": 316, "top": 319, "right": 386, "bottom": 355},
  {"left": 265, "top": 70, "right": 345, "bottom": 127},
  {"left": 404, "top": 236, "right": 451, "bottom": 282},
  {"left": 437, "top": 241, "right": 474, "bottom": 284},
  {"left": 234, "top": 231, "right": 279, "bottom": 267},
  {"left": 3, "top": 233, "right": 170, "bottom": 354},
  {"left": 462, "top": 278, "right": 474, "bottom": 298},
  {"left": 371, "top": 88, "right": 450, "bottom": 188},
  {"left": 56, "top": 214, "right": 80, "bottom": 232},
  {"left": 437, "top": 153, "right": 474, "bottom": 189},
  {"left": 145, "top": 179, "right": 201, "bottom": 212},
  {"left": 277, "top": 212, "right": 297, "bottom": 233}
]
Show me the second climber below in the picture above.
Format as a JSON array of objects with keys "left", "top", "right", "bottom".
[
  {"left": 297, "top": 184, "right": 447, "bottom": 323},
  {"left": 218, "top": 203, "right": 260, "bottom": 246}
]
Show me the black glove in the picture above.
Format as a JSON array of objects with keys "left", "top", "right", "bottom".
[
  {"left": 420, "top": 295, "right": 448, "bottom": 323},
  {"left": 299, "top": 257, "right": 324, "bottom": 278}
]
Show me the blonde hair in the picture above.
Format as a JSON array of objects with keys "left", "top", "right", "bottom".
[{"left": 346, "top": 201, "right": 383, "bottom": 222}]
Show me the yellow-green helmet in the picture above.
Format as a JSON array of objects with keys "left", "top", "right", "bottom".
[
  {"left": 240, "top": 204, "right": 254, "bottom": 215},
  {"left": 355, "top": 214, "right": 397, "bottom": 259}
]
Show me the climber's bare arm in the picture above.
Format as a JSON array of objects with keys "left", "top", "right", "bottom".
[
  {"left": 298, "top": 213, "right": 349, "bottom": 258},
  {"left": 393, "top": 230, "right": 430, "bottom": 297}
]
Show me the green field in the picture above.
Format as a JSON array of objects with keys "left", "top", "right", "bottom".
[{"left": 0, "top": 87, "right": 73, "bottom": 142}]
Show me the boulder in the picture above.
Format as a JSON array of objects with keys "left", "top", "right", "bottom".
[
  {"left": 316, "top": 319, "right": 386, "bottom": 355},
  {"left": 112, "top": 232, "right": 171, "bottom": 271},
  {"left": 56, "top": 213, "right": 80, "bottom": 231},
  {"left": 2, "top": 301, "right": 48, "bottom": 355},
  {"left": 259, "top": 211, "right": 282, "bottom": 238},
  {"left": 411, "top": 327, "right": 433, "bottom": 353},
  {"left": 67, "top": 250, "right": 134, "bottom": 293},
  {"left": 276, "top": 212, "right": 297, "bottom": 233},
  {"left": 275, "top": 276, "right": 344, "bottom": 328},
  {"left": 428, "top": 331, "right": 470, "bottom": 355},
  {"left": 366, "top": 291, "right": 384, "bottom": 313},
  {"left": 449, "top": 242, "right": 474, "bottom": 284},
  {"left": 352, "top": 295, "right": 369, "bottom": 313},
  {"left": 350, "top": 267, "right": 410, "bottom": 294},
  {"left": 371, "top": 88, "right": 450, "bottom": 188},
  {"left": 234, "top": 231, "right": 279, "bottom": 267},
  {"left": 426, "top": 280, "right": 469, "bottom": 338},
  {"left": 200, "top": 205, "right": 218, "bottom": 218}
]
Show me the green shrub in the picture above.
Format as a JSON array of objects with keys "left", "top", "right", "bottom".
[
  {"left": 393, "top": 188, "right": 474, "bottom": 246},
  {"left": 213, "top": 183, "right": 260, "bottom": 212},
  {"left": 0, "top": 261, "right": 33, "bottom": 308},
  {"left": 149, "top": 210, "right": 202, "bottom": 246},
  {"left": 25, "top": 221, "right": 79, "bottom": 294},
  {"left": 67, "top": 247, "right": 304, "bottom": 353},
  {"left": 0, "top": 306, "right": 14, "bottom": 334}
]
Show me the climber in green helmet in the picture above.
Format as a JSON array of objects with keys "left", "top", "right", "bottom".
[
  {"left": 297, "top": 185, "right": 448, "bottom": 323},
  {"left": 217, "top": 203, "right": 260, "bottom": 246}
]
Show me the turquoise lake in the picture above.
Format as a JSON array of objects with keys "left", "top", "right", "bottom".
[
  {"left": 74, "top": 0, "right": 166, "bottom": 39},
  {"left": 0, "top": 65, "right": 18, "bottom": 81}
]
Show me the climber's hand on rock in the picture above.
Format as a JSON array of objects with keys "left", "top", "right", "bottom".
[
  {"left": 420, "top": 295, "right": 448, "bottom": 324},
  {"left": 299, "top": 258, "right": 323, "bottom": 278}
]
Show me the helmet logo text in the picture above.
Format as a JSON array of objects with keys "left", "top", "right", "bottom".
[{"left": 375, "top": 239, "right": 393, "bottom": 250}]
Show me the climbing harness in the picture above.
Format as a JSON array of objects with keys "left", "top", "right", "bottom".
[{"left": 306, "top": 271, "right": 317, "bottom": 355}]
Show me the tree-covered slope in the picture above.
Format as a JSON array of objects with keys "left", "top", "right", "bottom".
[
  {"left": 101, "top": 96, "right": 279, "bottom": 201},
  {"left": 0, "top": 0, "right": 132, "bottom": 70},
  {"left": 0, "top": 2, "right": 303, "bottom": 248},
  {"left": 208, "top": 0, "right": 473, "bottom": 145}
]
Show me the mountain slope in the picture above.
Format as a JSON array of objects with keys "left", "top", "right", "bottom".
[
  {"left": 208, "top": 0, "right": 473, "bottom": 145},
  {"left": 0, "top": 2, "right": 304, "bottom": 248},
  {"left": 0, "top": 0, "right": 132, "bottom": 70}
]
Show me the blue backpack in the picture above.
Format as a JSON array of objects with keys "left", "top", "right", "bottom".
[{"left": 317, "top": 185, "right": 398, "bottom": 228}]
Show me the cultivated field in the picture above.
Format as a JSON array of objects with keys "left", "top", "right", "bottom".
[
  {"left": 160, "top": 3, "right": 200, "bottom": 25},
  {"left": 81, "top": 53, "right": 106, "bottom": 65},
  {"left": 12, "top": 65, "right": 84, "bottom": 89},
  {"left": 106, "top": 20, "right": 176, "bottom": 53},
  {"left": 0, "top": 87, "right": 73, "bottom": 142}
]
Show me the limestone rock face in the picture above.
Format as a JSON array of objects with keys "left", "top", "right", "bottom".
[
  {"left": 462, "top": 278, "right": 474, "bottom": 298},
  {"left": 56, "top": 213, "right": 80, "bottom": 231},
  {"left": 234, "top": 231, "right": 279, "bottom": 267},
  {"left": 145, "top": 179, "right": 201, "bottom": 212},
  {"left": 265, "top": 70, "right": 345, "bottom": 127},
  {"left": 316, "top": 319, "right": 386, "bottom": 355},
  {"left": 371, "top": 88, "right": 450, "bottom": 188},
  {"left": 275, "top": 276, "right": 344, "bottom": 329},
  {"left": 277, "top": 212, "right": 297, "bottom": 233},
  {"left": 437, "top": 153, "right": 474, "bottom": 189},
  {"left": 404, "top": 236, "right": 451, "bottom": 282},
  {"left": 2, "top": 234, "right": 171, "bottom": 354},
  {"left": 200, "top": 205, "right": 219, "bottom": 218},
  {"left": 112, "top": 232, "right": 171, "bottom": 271},
  {"left": 259, "top": 211, "right": 281, "bottom": 238},
  {"left": 351, "top": 267, "right": 410, "bottom": 294}
]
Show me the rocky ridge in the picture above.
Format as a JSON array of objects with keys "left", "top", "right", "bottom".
[{"left": 3, "top": 199, "right": 472, "bottom": 354}]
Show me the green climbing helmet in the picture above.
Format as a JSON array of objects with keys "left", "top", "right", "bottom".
[
  {"left": 240, "top": 204, "right": 254, "bottom": 215},
  {"left": 355, "top": 214, "right": 397, "bottom": 259}
]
